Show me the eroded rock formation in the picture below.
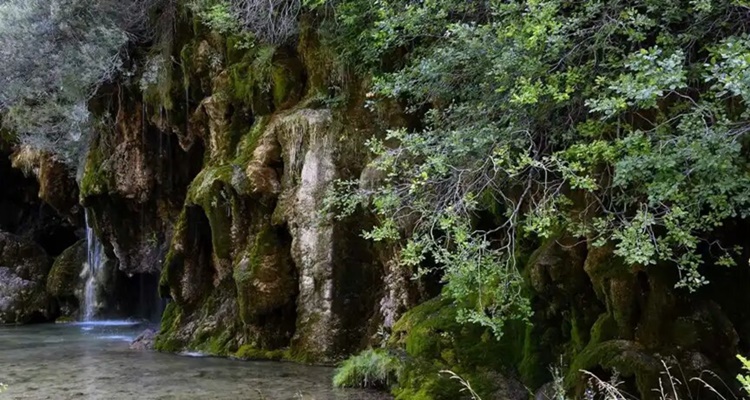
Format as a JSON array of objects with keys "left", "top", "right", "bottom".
[{"left": 1, "top": 8, "right": 749, "bottom": 400}]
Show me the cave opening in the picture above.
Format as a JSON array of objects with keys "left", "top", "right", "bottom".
[{"left": 109, "top": 270, "right": 165, "bottom": 322}]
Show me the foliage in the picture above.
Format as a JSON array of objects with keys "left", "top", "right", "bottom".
[
  {"left": 324, "top": 0, "right": 750, "bottom": 338},
  {"left": 188, "top": 0, "right": 300, "bottom": 45},
  {"left": 333, "top": 349, "right": 403, "bottom": 389},
  {"left": 0, "top": 0, "right": 165, "bottom": 168},
  {"left": 738, "top": 355, "right": 750, "bottom": 395}
]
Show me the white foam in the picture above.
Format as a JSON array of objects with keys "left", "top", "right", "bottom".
[
  {"left": 72, "top": 320, "right": 142, "bottom": 327},
  {"left": 178, "top": 351, "right": 207, "bottom": 358},
  {"left": 99, "top": 335, "right": 135, "bottom": 342}
]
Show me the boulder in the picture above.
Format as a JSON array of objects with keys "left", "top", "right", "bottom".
[
  {"left": 0, "top": 231, "right": 52, "bottom": 323},
  {"left": 130, "top": 328, "right": 158, "bottom": 350},
  {"left": 47, "top": 239, "right": 86, "bottom": 318}
]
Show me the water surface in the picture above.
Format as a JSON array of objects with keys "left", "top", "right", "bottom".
[{"left": 0, "top": 322, "right": 391, "bottom": 400}]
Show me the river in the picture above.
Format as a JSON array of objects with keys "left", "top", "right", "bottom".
[{"left": 0, "top": 322, "right": 391, "bottom": 400}]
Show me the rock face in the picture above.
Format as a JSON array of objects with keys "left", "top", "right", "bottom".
[
  {"left": 0, "top": 142, "right": 79, "bottom": 324},
  {"left": 42, "top": 10, "right": 750, "bottom": 400},
  {"left": 0, "top": 144, "right": 78, "bottom": 257},
  {"left": 130, "top": 328, "right": 158, "bottom": 350},
  {"left": 0, "top": 231, "right": 52, "bottom": 323},
  {"left": 46, "top": 19, "right": 392, "bottom": 362},
  {"left": 11, "top": 145, "right": 81, "bottom": 224}
]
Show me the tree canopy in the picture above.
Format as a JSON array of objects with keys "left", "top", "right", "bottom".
[{"left": 323, "top": 0, "right": 750, "bottom": 335}]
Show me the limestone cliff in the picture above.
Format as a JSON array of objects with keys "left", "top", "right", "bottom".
[
  {"left": 2, "top": 7, "right": 749, "bottom": 400},
  {"left": 64, "top": 16, "right": 411, "bottom": 364}
]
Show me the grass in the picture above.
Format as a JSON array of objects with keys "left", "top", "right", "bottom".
[
  {"left": 443, "top": 355, "right": 750, "bottom": 400},
  {"left": 332, "top": 349, "right": 403, "bottom": 389}
]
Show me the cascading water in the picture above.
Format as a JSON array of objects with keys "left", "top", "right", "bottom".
[{"left": 83, "top": 210, "right": 104, "bottom": 321}]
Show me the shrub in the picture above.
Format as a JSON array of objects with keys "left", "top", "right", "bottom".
[
  {"left": 326, "top": 0, "right": 750, "bottom": 339},
  {"left": 333, "top": 349, "right": 403, "bottom": 389}
]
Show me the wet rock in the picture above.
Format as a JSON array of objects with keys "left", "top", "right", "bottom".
[
  {"left": 47, "top": 239, "right": 86, "bottom": 318},
  {"left": 273, "top": 109, "right": 339, "bottom": 360},
  {"left": 0, "top": 231, "right": 52, "bottom": 323},
  {"left": 130, "top": 328, "right": 157, "bottom": 350}
]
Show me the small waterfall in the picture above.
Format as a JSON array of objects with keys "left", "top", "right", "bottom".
[{"left": 83, "top": 210, "right": 104, "bottom": 321}]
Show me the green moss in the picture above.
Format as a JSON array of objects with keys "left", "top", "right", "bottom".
[
  {"left": 162, "top": 302, "right": 181, "bottom": 331},
  {"left": 207, "top": 332, "right": 233, "bottom": 355},
  {"left": 185, "top": 327, "right": 236, "bottom": 356},
  {"left": 518, "top": 324, "right": 549, "bottom": 388},
  {"left": 297, "top": 16, "right": 340, "bottom": 96},
  {"left": 388, "top": 296, "right": 525, "bottom": 399},
  {"left": 186, "top": 166, "right": 235, "bottom": 260},
  {"left": 55, "top": 316, "right": 75, "bottom": 324},
  {"left": 159, "top": 211, "right": 188, "bottom": 298},
  {"left": 333, "top": 349, "right": 403, "bottom": 389},
  {"left": 588, "top": 313, "right": 619, "bottom": 345},
  {"left": 225, "top": 35, "right": 250, "bottom": 65},
  {"left": 567, "top": 340, "right": 661, "bottom": 397},
  {"left": 47, "top": 240, "right": 85, "bottom": 298},
  {"left": 225, "top": 45, "right": 277, "bottom": 116},
  {"left": 179, "top": 41, "right": 199, "bottom": 93},
  {"left": 234, "top": 345, "right": 285, "bottom": 361},
  {"left": 271, "top": 66, "right": 290, "bottom": 107},
  {"left": 155, "top": 302, "right": 185, "bottom": 353},
  {"left": 284, "top": 347, "right": 318, "bottom": 364},
  {"left": 391, "top": 367, "right": 454, "bottom": 400},
  {"left": 228, "top": 59, "right": 256, "bottom": 104},
  {"left": 234, "top": 225, "right": 281, "bottom": 324},
  {"left": 79, "top": 140, "right": 112, "bottom": 199},
  {"left": 233, "top": 116, "right": 270, "bottom": 166},
  {"left": 270, "top": 55, "right": 304, "bottom": 110}
]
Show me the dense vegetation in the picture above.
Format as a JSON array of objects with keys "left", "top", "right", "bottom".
[
  {"left": 325, "top": 0, "right": 750, "bottom": 335},
  {"left": 3, "top": 0, "right": 750, "bottom": 399}
]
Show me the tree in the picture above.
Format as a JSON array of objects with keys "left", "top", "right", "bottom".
[{"left": 324, "top": 0, "right": 750, "bottom": 335}]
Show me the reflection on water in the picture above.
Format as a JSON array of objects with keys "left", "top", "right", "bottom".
[{"left": 0, "top": 323, "right": 391, "bottom": 400}]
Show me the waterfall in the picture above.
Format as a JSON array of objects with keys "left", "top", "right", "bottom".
[{"left": 83, "top": 210, "right": 104, "bottom": 321}]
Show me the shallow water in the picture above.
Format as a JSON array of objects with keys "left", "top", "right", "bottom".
[{"left": 0, "top": 322, "right": 391, "bottom": 400}]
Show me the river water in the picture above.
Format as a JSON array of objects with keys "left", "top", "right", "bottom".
[{"left": 0, "top": 322, "right": 391, "bottom": 400}]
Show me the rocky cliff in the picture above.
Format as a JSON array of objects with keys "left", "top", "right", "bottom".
[
  {"left": 68, "top": 17, "right": 420, "bottom": 364},
  {"left": 1, "top": 8, "right": 749, "bottom": 400}
]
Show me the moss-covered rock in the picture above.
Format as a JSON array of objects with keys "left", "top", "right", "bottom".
[
  {"left": 79, "top": 137, "right": 114, "bottom": 199},
  {"left": 568, "top": 340, "right": 661, "bottom": 397},
  {"left": 386, "top": 297, "right": 526, "bottom": 400},
  {"left": 234, "top": 345, "right": 285, "bottom": 361},
  {"left": 47, "top": 239, "right": 85, "bottom": 317},
  {"left": 233, "top": 225, "right": 296, "bottom": 325}
]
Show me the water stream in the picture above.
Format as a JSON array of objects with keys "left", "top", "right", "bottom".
[
  {"left": 83, "top": 210, "right": 104, "bottom": 321},
  {"left": 0, "top": 323, "right": 391, "bottom": 400}
]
